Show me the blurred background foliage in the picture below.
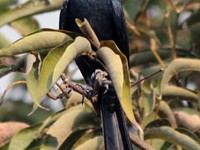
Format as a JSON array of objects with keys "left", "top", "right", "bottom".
[{"left": 0, "top": 0, "right": 200, "bottom": 149}]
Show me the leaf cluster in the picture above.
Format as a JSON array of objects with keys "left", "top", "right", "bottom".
[{"left": 0, "top": 0, "right": 200, "bottom": 149}]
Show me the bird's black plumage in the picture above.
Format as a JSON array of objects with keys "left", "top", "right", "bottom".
[
  {"left": 59, "top": 0, "right": 129, "bottom": 59},
  {"left": 59, "top": 0, "right": 132, "bottom": 150}
]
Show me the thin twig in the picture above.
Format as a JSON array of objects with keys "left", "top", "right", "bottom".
[
  {"left": 164, "top": 0, "right": 182, "bottom": 13},
  {"left": 56, "top": 82, "right": 70, "bottom": 98},
  {"left": 0, "top": 80, "right": 27, "bottom": 104},
  {"left": 150, "top": 38, "right": 166, "bottom": 69},
  {"left": 165, "top": 10, "right": 177, "bottom": 59},
  {"left": 47, "top": 92, "right": 58, "bottom": 100},
  {"left": 131, "top": 68, "right": 163, "bottom": 87},
  {"left": 0, "top": 56, "right": 25, "bottom": 78},
  {"left": 126, "top": 20, "right": 141, "bottom": 36}
]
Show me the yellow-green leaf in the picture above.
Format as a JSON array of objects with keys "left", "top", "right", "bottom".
[
  {"left": 0, "top": 0, "right": 62, "bottom": 27},
  {"left": 161, "top": 58, "right": 200, "bottom": 93},
  {"left": 98, "top": 41, "right": 136, "bottom": 125},
  {"left": 47, "top": 105, "right": 97, "bottom": 148},
  {"left": 0, "top": 29, "right": 71, "bottom": 57},
  {"left": 74, "top": 136, "right": 103, "bottom": 150},
  {"left": 8, "top": 123, "right": 42, "bottom": 150},
  {"left": 145, "top": 126, "right": 200, "bottom": 150}
]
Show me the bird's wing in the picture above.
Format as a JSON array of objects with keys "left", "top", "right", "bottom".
[
  {"left": 59, "top": 0, "right": 70, "bottom": 30},
  {"left": 110, "top": 0, "right": 129, "bottom": 62}
]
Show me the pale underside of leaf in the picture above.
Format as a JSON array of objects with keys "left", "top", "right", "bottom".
[
  {"left": 162, "top": 85, "right": 200, "bottom": 106},
  {"left": 145, "top": 126, "right": 200, "bottom": 150},
  {"left": 47, "top": 105, "right": 97, "bottom": 148},
  {"left": 28, "top": 36, "right": 92, "bottom": 111},
  {"left": 161, "top": 58, "right": 200, "bottom": 93},
  {"left": 0, "top": 0, "right": 62, "bottom": 27},
  {"left": 74, "top": 136, "right": 103, "bottom": 150},
  {"left": 96, "top": 45, "right": 136, "bottom": 125},
  {"left": 8, "top": 124, "right": 42, "bottom": 150},
  {"left": 0, "top": 29, "right": 70, "bottom": 57}
]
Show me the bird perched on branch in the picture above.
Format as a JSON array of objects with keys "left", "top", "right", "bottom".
[{"left": 59, "top": 0, "right": 132, "bottom": 149}]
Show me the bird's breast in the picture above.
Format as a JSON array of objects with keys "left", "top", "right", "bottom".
[{"left": 65, "top": 0, "right": 117, "bottom": 40}]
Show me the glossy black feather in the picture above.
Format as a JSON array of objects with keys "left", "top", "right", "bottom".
[
  {"left": 59, "top": 0, "right": 132, "bottom": 150},
  {"left": 59, "top": 0, "right": 129, "bottom": 61}
]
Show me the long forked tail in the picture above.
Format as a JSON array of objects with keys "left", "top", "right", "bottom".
[{"left": 99, "top": 87, "right": 132, "bottom": 150}]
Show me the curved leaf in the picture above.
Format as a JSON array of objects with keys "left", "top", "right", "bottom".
[
  {"left": 74, "top": 136, "right": 103, "bottom": 150},
  {"left": 52, "top": 36, "right": 92, "bottom": 85},
  {"left": 139, "top": 81, "right": 156, "bottom": 117},
  {"left": 10, "top": 17, "right": 40, "bottom": 36},
  {"left": 0, "top": 0, "right": 62, "bottom": 27},
  {"left": 176, "top": 128, "right": 200, "bottom": 144},
  {"left": 145, "top": 126, "right": 200, "bottom": 150},
  {"left": 161, "top": 58, "right": 200, "bottom": 92},
  {"left": 123, "top": 0, "right": 145, "bottom": 21},
  {"left": 0, "top": 122, "right": 29, "bottom": 147},
  {"left": 0, "top": 29, "right": 71, "bottom": 57},
  {"left": 37, "top": 40, "right": 73, "bottom": 103},
  {"left": 98, "top": 41, "right": 137, "bottom": 126},
  {"left": 162, "top": 85, "right": 200, "bottom": 106},
  {"left": 0, "top": 33, "right": 10, "bottom": 48},
  {"left": 27, "top": 36, "right": 92, "bottom": 109},
  {"left": 71, "top": 129, "right": 102, "bottom": 149},
  {"left": 57, "top": 129, "right": 88, "bottom": 150},
  {"left": 157, "top": 100, "right": 177, "bottom": 128},
  {"left": 47, "top": 105, "right": 98, "bottom": 148},
  {"left": 0, "top": 0, "right": 17, "bottom": 6},
  {"left": 130, "top": 49, "right": 171, "bottom": 67},
  {"left": 27, "top": 53, "right": 44, "bottom": 109},
  {"left": 8, "top": 123, "right": 42, "bottom": 150},
  {"left": 97, "top": 46, "right": 123, "bottom": 100}
]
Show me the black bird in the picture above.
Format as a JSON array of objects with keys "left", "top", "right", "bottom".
[{"left": 59, "top": 0, "right": 132, "bottom": 149}]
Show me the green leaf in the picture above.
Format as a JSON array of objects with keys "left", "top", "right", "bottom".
[
  {"left": 39, "top": 136, "right": 58, "bottom": 150},
  {"left": 71, "top": 129, "right": 102, "bottom": 149},
  {"left": 29, "top": 37, "right": 91, "bottom": 108},
  {"left": 130, "top": 49, "right": 171, "bottom": 67},
  {"left": 98, "top": 41, "right": 136, "bottom": 125},
  {"left": 122, "top": 0, "right": 145, "bottom": 21},
  {"left": 141, "top": 112, "right": 157, "bottom": 129},
  {"left": 0, "top": 33, "right": 10, "bottom": 48},
  {"left": 35, "top": 40, "right": 73, "bottom": 104},
  {"left": 161, "top": 58, "right": 200, "bottom": 93},
  {"left": 8, "top": 123, "right": 42, "bottom": 150},
  {"left": 145, "top": 126, "right": 200, "bottom": 150},
  {"left": 145, "top": 119, "right": 171, "bottom": 129},
  {"left": 51, "top": 36, "right": 92, "bottom": 88},
  {"left": 97, "top": 46, "right": 123, "bottom": 101},
  {"left": 176, "top": 128, "right": 200, "bottom": 144},
  {"left": 57, "top": 129, "right": 88, "bottom": 150},
  {"left": 0, "top": 29, "right": 72, "bottom": 57},
  {"left": 0, "top": 0, "right": 18, "bottom": 9},
  {"left": 162, "top": 85, "right": 200, "bottom": 106},
  {"left": 74, "top": 136, "right": 103, "bottom": 150},
  {"left": 10, "top": 17, "right": 40, "bottom": 36},
  {"left": 0, "top": 0, "right": 62, "bottom": 27},
  {"left": 157, "top": 100, "right": 177, "bottom": 128},
  {"left": 139, "top": 81, "right": 156, "bottom": 117},
  {"left": 27, "top": 53, "right": 45, "bottom": 109},
  {"left": 47, "top": 105, "right": 98, "bottom": 148}
]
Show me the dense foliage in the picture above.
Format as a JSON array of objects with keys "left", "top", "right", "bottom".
[{"left": 0, "top": 0, "right": 200, "bottom": 149}]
